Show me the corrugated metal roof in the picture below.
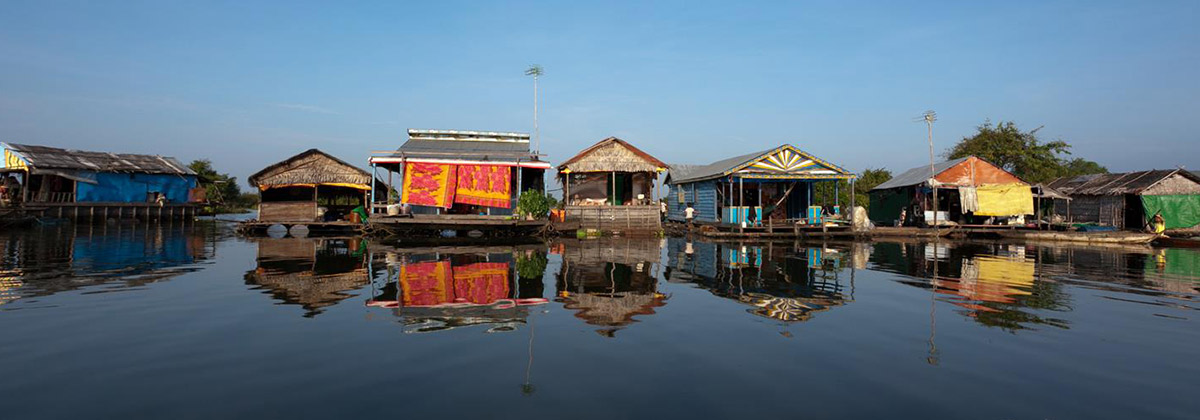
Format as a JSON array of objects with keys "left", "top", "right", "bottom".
[
  {"left": 871, "top": 157, "right": 969, "bottom": 190},
  {"left": 3, "top": 142, "right": 195, "bottom": 175},
  {"left": 667, "top": 149, "right": 774, "bottom": 184},
  {"left": 1047, "top": 170, "right": 1199, "bottom": 195},
  {"left": 385, "top": 129, "right": 538, "bottom": 163}
]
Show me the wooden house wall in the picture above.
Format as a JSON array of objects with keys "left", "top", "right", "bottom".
[
  {"left": 667, "top": 180, "right": 718, "bottom": 223},
  {"left": 259, "top": 201, "right": 318, "bottom": 223},
  {"left": 1142, "top": 173, "right": 1200, "bottom": 195},
  {"left": 1057, "top": 195, "right": 1126, "bottom": 227}
]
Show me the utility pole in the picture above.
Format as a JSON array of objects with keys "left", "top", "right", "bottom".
[
  {"left": 525, "top": 65, "right": 544, "bottom": 154},
  {"left": 922, "top": 110, "right": 938, "bottom": 231}
]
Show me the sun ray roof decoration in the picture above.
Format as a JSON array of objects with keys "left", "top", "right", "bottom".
[{"left": 735, "top": 146, "right": 849, "bottom": 179}]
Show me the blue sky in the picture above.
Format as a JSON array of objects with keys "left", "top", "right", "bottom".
[{"left": 1, "top": 0, "right": 1197, "bottom": 186}]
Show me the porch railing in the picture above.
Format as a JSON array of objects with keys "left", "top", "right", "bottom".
[{"left": 28, "top": 191, "right": 76, "bottom": 203}]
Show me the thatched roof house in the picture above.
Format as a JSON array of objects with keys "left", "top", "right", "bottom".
[
  {"left": 558, "top": 137, "right": 667, "bottom": 174},
  {"left": 559, "top": 137, "right": 667, "bottom": 207},
  {"left": 1047, "top": 169, "right": 1200, "bottom": 230},
  {"left": 248, "top": 149, "right": 373, "bottom": 223},
  {"left": 249, "top": 149, "right": 371, "bottom": 188}
]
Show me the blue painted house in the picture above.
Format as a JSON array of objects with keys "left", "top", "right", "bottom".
[
  {"left": 666, "top": 145, "right": 856, "bottom": 225},
  {"left": 1, "top": 142, "right": 198, "bottom": 205}
]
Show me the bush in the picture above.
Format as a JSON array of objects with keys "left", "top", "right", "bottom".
[{"left": 516, "top": 190, "right": 555, "bottom": 219}]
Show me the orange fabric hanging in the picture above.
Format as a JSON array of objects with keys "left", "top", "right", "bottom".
[
  {"left": 454, "top": 165, "right": 511, "bottom": 208},
  {"left": 398, "top": 261, "right": 510, "bottom": 307},
  {"left": 451, "top": 262, "right": 511, "bottom": 304},
  {"left": 399, "top": 261, "right": 453, "bottom": 307},
  {"left": 402, "top": 162, "right": 456, "bottom": 208}
]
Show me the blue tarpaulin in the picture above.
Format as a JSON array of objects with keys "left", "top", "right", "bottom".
[{"left": 76, "top": 173, "right": 196, "bottom": 203}]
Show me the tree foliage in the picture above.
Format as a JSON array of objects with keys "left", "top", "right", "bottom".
[
  {"left": 813, "top": 168, "right": 892, "bottom": 210},
  {"left": 516, "top": 190, "right": 556, "bottom": 219},
  {"left": 188, "top": 159, "right": 255, "bottom": 213},
  {"left": 945, "top": 120, "right": 1107, "bottom": 184}
]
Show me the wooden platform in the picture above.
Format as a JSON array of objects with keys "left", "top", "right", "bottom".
[
  {"left": 6, "top": 202, "right": 197, "bottom": 224},
  {"left": 236, "top": 220, "right": 364, "bottom": 237},
  {"left": 368, "top": 214, "right": 548, "bottom": 238},
  {"left": 870, "top": 226, "right": 956, "bottom": 238}
]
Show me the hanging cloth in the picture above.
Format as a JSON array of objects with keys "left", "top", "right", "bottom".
[
  {"left": 959, "top": 186, "right": 979, "bottom": 213},
  {"left": 975, "top": 184, "right": 1033, "bottom": 216},
  {"left": 401, "top": 162, "right": 457, "bottom": 208},
  {"left": 454, "top": 165, "right": 512, "bottom": 208},
  {"left": 451, "top": 263, "right": 511, "bottom": 304}
]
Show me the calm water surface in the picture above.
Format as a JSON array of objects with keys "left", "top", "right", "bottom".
[{"left": 1, "top": 222, "right": 1198, "bottom": 419}]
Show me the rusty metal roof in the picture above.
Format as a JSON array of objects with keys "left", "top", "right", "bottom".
[
  {"left": 872, "top": 157, "right": 970, "bottom": 190},
  {"left": 3, "top": 142, "right": 195, "bottom": 175}
]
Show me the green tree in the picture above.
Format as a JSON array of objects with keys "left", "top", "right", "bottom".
[
  {"left": 1059, "top": 157, "right": 1109, "bottom": 178},
  {"left": 188, "top": 159, "right": 247, "bottom": 212},
  {"left": 813, "top": 168, "right": 892, "bottom": 210},
  {"left": 945, "top": 120, "right": 1107, "bottom": 183}
]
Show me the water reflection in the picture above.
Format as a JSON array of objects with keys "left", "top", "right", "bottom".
[
  {"left": 366, "top": 245, "right": 549, "bottom": 333},
  {"left": 665, "top": 237, "right": 852, "bottom": 323},
  {"left": 0, "top": 223, "right": 219, "bottom": 306},
  {"left": 871, "top": 242, "right": 1071, "bottom": 331},
  {"left": 244, "top": 237, "right": 373, "bottom": 317},
  {"left": 553, "top": 238, "right": 667, "bottom": 337},
  {"left": 869, "top": 241, "right": 1199, "bottom": 331}
]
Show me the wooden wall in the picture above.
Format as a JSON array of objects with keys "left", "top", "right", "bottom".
[
  {"left": 1057, "top": 195, "right": 1125, "bottom": 227},
  {"left": 259, "top": 201, "right": 317, "bottom": 222},
  {"left": 667, "top": 180, "right": 718, "bottom": 223},
  {"left": 565, "top": 205, "right": 661, "bottom": 232}
]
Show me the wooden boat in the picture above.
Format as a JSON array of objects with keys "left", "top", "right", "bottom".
[
  {"left": 1152, "top": 236, "right": 1200, "bottom": 248},
  {"left": 870, "top": 226, "right": 955, "bottom": 238},
  {"left": 996, "top": 230, "right": 1159, "bottom": 244}
]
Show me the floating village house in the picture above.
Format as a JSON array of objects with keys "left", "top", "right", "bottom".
[
  {"left": 0, "top": 142, "right": 199, "bottom": 221},
  {"left": 868, "top": 156, "right": 1032, "bottom": 226},
  {"left": 1047, "top": 169, "right": 1200, "bottom": 232},
  {"left": 558, "top": 137, "right": 669, "bottom": 231},
  {"left": 665, "top": 145, "right": 856, "bottom": 226},
  {"left": 368, "top": 130, "right": 550, "bottom": 215},
  {"left": 248, "top": 149, "right": 374, "bottom": 223}
]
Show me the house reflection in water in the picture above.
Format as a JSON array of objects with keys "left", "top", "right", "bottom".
[
  {"left": 0, "top": 224, "right": 216, "bottom": 306},
  {"left": 554, "top": 238, "right": 667, "bottom": 337},
  {"left": 665, "top": 237, "right": 850, "bottom": 323},
  {"left": 245, "top": 237, "right": 372, "bottom": 317},
  {"left": 366, "top": 245, "right": 548, "bottom": 333},
  {"left": 869, "top": 242, "right": 1069, "bottom": 331}
]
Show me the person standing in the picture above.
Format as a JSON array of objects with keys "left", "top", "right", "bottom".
[{"left": 684, "top": 204, "right": 695, "bottom": 229}]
